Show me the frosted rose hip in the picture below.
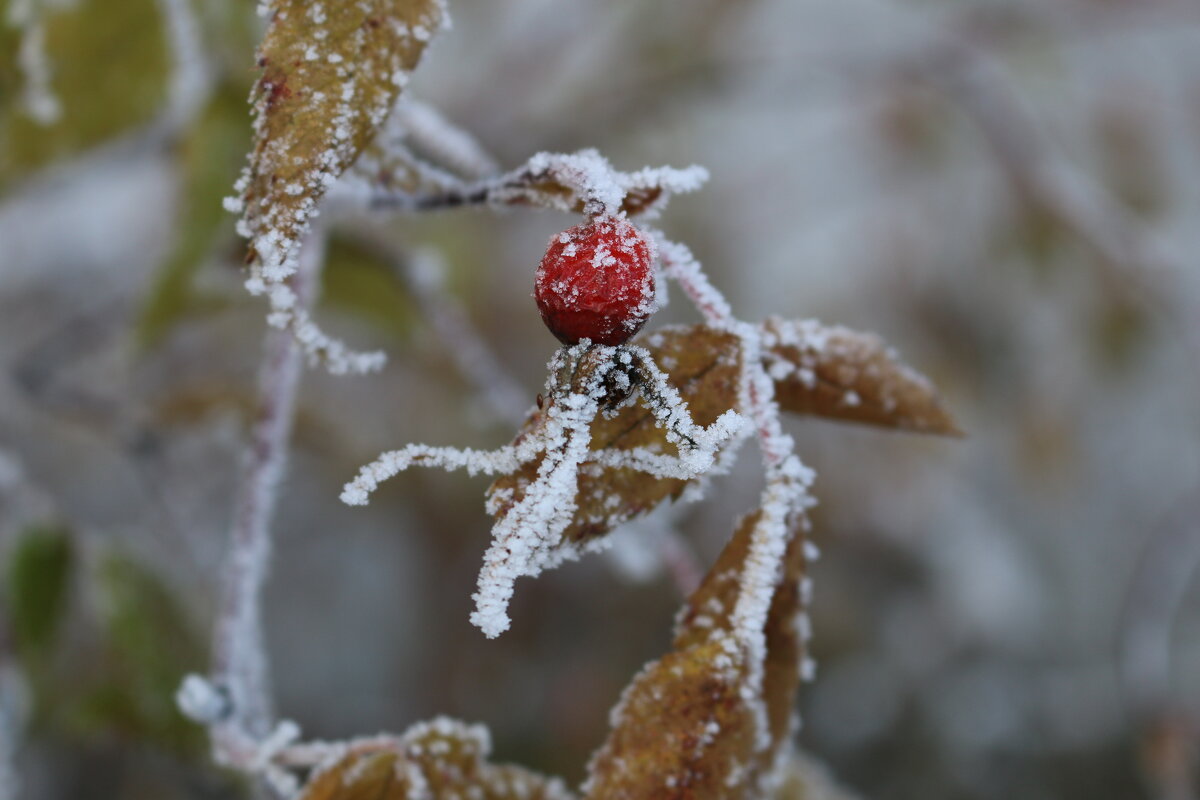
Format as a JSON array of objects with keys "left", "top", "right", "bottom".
[{"left": 534, "top": 215, "right": 656, "bottom": 346}]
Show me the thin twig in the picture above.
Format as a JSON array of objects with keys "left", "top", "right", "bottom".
[
  {"left": 393, "top": 99, "right": 500, "bottom": 181},
  {"left": 154, "top": 0, "right": 212, "bottom": 136},
  {"left": 400, "top": 249, "right": 530, "bottom": 426},
  {"left": 370, "top": 178, "right": 508, "bottom": 212}
]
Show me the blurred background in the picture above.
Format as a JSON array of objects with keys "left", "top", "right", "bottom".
[{"left": 2, "top": 0, "right": 1200, "bottom": 798}]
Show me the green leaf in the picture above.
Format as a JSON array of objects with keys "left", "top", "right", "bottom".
[
  {"left": 5, "top": 525, "right": 72, "bottom": 664},
  {"left": 80, "top": 550, "right": 205, "bottom": 753}
]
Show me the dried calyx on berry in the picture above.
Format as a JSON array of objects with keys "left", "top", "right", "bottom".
[{"left": 534, "top": 214, "right": 656, "bottom": 346}]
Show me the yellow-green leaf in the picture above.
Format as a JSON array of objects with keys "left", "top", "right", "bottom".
[
  {"left": 0, "top": 0, "right": 167, "bottom": 189},
  {"left": 320, "top": 234, "right": 416, "bottom": 339},
  {"left": 79, "top": 550, "right": 205, "bottom": 753},
  {"left": 241, "top": 0, "right": 446, "bottom": 270}
]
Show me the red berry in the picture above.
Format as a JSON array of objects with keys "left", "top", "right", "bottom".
[{"left": 534, "top": 215, "right": 656, "bottom": 346}]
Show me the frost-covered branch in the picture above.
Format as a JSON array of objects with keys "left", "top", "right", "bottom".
[
  {"left": 654, "top": 230, "right": 820, "bottom": 752},
  {"left": 341, "top": 443, "right": 527, "bottom": 506},
  {"left": 181, "top": 224, "right": 327, "bottom": 781},
  {"left": 372, "top": 149, "right": 708, "bottom": 219},
  {"left": 241, "top": 254, "right": 388, "bottom": 376},
  {"left": 653, "top": 234, "right": 735, "bottom": 327},
  {"left": 343, "top": 341, "right": 747, "bottom": 638},
  {"left": 469, "top": 381, "right": 597, "bottom": 638}
]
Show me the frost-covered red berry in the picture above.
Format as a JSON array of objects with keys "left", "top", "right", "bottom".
[{"left": 534, "top": 215, "right": 656, "bottom": 346}]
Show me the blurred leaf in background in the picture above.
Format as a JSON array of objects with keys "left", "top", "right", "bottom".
[
  {"left": 72, "top": 550, "right": 206, "bottom": 756},
  {"left": 0, "top": 0, "right": 167, "bottom": 188},
  {"left": 5, "top": 525, "right": 73, "bottom": 673},
  {"left": 136, "top": 82, "right": 250, "bottom": 349}
]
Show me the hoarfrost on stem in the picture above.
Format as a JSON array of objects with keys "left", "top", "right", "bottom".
[{"left": 343, "top": 341, "right": 746, "bottom": 637}]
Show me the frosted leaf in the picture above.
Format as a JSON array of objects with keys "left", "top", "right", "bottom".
[
  {"left": 584, "top": 509, "right": 813, "bottom": 799},
  {"left": 487, "top": 328, "right": 749, "bottom": 551},
  {"left": 295, "top": 717, "right": 575, "bottom": 800},
  {"left": 761, "top": 317, "right": 961, "bottom": 435},
  {"left": 237, "top": 0, "right": 447, "bottom": 372},
  {"left": 486, "top": 319, "right": 953, "bottom": 563}
]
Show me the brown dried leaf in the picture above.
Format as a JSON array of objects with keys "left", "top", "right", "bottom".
[
  {"left": 471, "top": 153, "right": 686, "bottom": 217},
  {"left": 486, "top": 326, "right": 742, "bottom": 549},
  {"left": 297, "top": 718, "right": 574, "bottom": 800},
  {"left": 584, "top": 510, "right": 811, "bottom": 798},
  {"left": 242, "top": 0, "right": 445, "bottom": 267},
  {"left": 763, "top": 317, "right": 960, "bottom": 436},
  {"left": 511, "top": 177, "right": 663, "bottom": 216},
  {"left": 675, "top": 509, "right": 811, "bottom": 769},
  {"left": 488, "top": 321, "right": 956, "bottom": 553}
]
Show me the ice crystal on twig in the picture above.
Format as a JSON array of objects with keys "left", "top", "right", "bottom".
[
  {"left": 343, "top": 341, "right": 745, "bottom": 637},
  {"left": 371, "top": 148, "right": 708, "bottom": 218},
  {"left": 348, "top": 147, "right": 826, "bottom": 653}
]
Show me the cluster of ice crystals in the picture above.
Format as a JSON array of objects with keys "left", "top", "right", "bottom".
[
  {"left": 344, "top": 341, "right": 746, "bottom": 638},
  {"left": 524, "top": 149, "right": 625, "bottom": 215},
  {"left": 457, "top": 149, "right": 708, "bottom": 219}
]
